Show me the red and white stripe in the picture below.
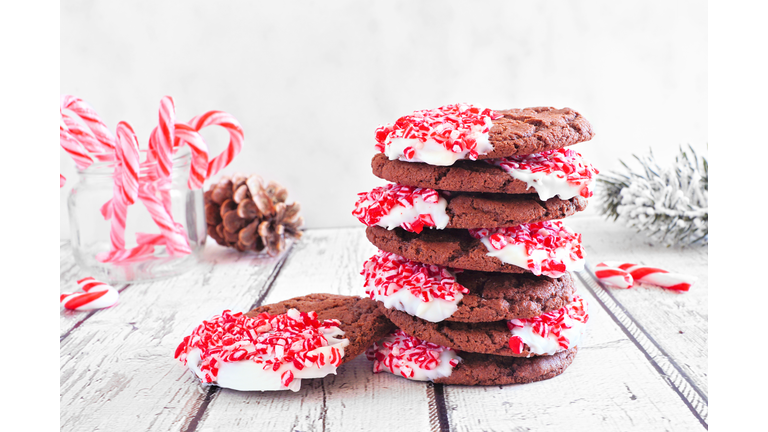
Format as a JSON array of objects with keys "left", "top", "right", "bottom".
[
  {"left": 105, "top": 122, "right": 141, "bottom": 251},
  {"left": 594, "top": 262, "right": 634, "bottom": 289},
  {"left": 173, "top": 123, "right": 210, "bottom": 190},
  {"left": 152, "top": 96, "right": 176, "bottom": 180},
  {"left": 136, "top": 181, "right": 192, "bottom": 256},
  {"left": 96, "top": 243, "right": 158, "bottom": 263},
  {"left": 60, "top": 95, "right": 116, "bottom": 151},
  {"left": 184, "top": 111, "right": 244, "bottom": 179},
  {"left": 60, "top": 124, "right": 94, "bottom": 170},
  {"left": 116, "top": 122, "right": 140, "bottom": 205},
  {"left": 60, "top": 277, "right": 119, "bottom": 311},
  {"left": 61, "top": 115, "right": 115, "bottom": 162},
  {"left": 596, "top": 261, "right": 696, "bottom": 292}
]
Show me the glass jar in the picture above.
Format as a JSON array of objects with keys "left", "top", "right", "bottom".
[{"left": 68, "top": 149, "right": 206, "bottom": 284}]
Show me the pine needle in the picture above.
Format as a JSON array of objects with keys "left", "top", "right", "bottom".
[{"left": 596, "top": 145, "right": 708, "bottom": 247}]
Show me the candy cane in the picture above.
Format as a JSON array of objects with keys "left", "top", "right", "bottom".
[
  {"left": 106, "top": 122, "right": 140, "bottom": 252},
  {"left": 151, "top": 96, "right": 176, "bottom": 180},
  {"left": 60, "top": 277, "right": 119, "bottom": 311},
  {"left": 594, "top": 262, "right": 633, "bottom": 289},
  {"left": 617, "top": 262, "right": 696, "bottom": 291},
  {"left": 597, "top": 261, "right": 696, "bottom": 291},
  {"left": 136, "top": 181, "right": 192, "bottom": 256},
  {"left": 184, "top": 111, "right": 244, "bottom": 178},
  {"left": 96, "top": 243, "right": 158, "bottom": 263},
  {"left": 60, "top": 95, "right": 116, "bottom": 151},
  {"left": 61, "top": 115, "right": 115, "bottom": 162},
  {"left": 173, "top": 123, "right": 209, "bottom": 189},
  {"left": 61, "top": 95, "right": 245, "bottom": 266},
  {"left": 60, "top": 125, "right": 94, "bottom": 170}
]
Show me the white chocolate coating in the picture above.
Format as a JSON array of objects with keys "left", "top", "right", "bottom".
[
  {"left": 368, "top": 282, "right": 464, "bottom": 323},
  {"left": 383, "top": 118, "right": 494, "bottom": 166}
]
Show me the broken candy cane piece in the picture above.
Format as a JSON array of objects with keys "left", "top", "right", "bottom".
[
  {"left": 597, "top": 261, "right": 696, "bottom": 291},
  {"left": 594, "top": 262, "right": 634, "bottom": 289},
  {"left": 60, "top": 277, "right": 119, "bottom": 311}
]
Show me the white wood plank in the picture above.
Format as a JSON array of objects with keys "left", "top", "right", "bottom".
[
  {"left": 60, "top": 243, "right": 285, "bottom": 432},
  {"left": 197, "top": 228, "right": 438, "bottom": 432},
  {"left": 567, "top": 207, "right": 708, "bottom": 395},
  {"left": 263, "top": 227, "right": 379, "bottom": 301},
  {"left": 442, "top": 277, "right": 706, "bottom": 432},
  {"left": 60, "top": 220, "right": 708, "bottom": 431}
]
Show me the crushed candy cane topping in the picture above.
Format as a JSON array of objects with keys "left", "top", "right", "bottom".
[
  {"left": 175, "top": 309, "right": 345, "bottom": 388},
  {"left": 362, "top": 251, "right": 468, "bottom": 303},
  {"left": 375, "top": 103, "right": 502, "bottom": 161},
  {"left": 469, "top": 221, "right": 585, "bottom": 277},
  {"left": 353, "top": 183, "right": 446, "bottom": 233},
  {"left": 366, "top": 329, "right": 461, "bottom": 380},
  {"left": 507, "top": 295, "right": 589, "bottom": 355},
  {"left": 491, "top": 148, "right": 599, "bottom": 199}
]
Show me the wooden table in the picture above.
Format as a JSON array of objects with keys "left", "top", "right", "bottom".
[{"left": 60, "top": 207, "right": 708, "bottom": 431}]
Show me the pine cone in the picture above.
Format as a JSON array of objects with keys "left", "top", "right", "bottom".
[{"left": 204, "top": 173, "right": 304, "bottom": 256}]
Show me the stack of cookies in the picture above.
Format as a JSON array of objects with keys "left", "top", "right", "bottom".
[{"left": 353, "top": 104, "right": 598, "bottom": 385}]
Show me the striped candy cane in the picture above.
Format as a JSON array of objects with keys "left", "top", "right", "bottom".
[
  {"left": 60, "top": 123, "right": 94, "bottom": 170},
  {"left": 61, "top": 115, "right": 115, "bottom": 161},
  {"left": 594, "top": 262, "right": 634, "bottom": 289},
  {"left": 184, "top": 110, "right": 244, "bottom": 179},
  {"left": 60, "top": 277, "right": 119, "bottom": 311},
  {"left": 147, "top": 96, "right": 178, "bottom": 218},
  {"left": 61, "top": 95, "right": 245, "bottom": 266},
  {"left": 597, "top": 261, "right": 696, "bottom": 291},
  {"left": 96, "top": 243, "right": 158, "bottom": 264},
  {"left": 60, "top": 95, "right": 116, "bottom": 151},
  {"left": 173, "top": 123, "right": 210, "bottom": 189},
  {"left": 106, "top": 122, "right": 141, "bottom": 252},
  {"left": 136, "top": 181, "right": 193, "bottom": 256},
  {"left": 152, "top": 96, "right": 176, "bottom": 180}
]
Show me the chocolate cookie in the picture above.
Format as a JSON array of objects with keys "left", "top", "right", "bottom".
[
  {"left": 247, "top": 294, "right": 395, "bottom": 363},
  {"left": 372, "top": 154, "right": 536, "bottom": 194},
  {"left": 380, "top": 306, "right": 532, "bottom": 357},
  {"left": 480, "top": 107, "right": 594, "bottom": 159},
  {"left": 366, "top": 226, "right": 529, "bottom": 274},
  {"left": 435, "top": 348, "right": 578, "bottom": 385},
  {"left": 446, "top": 271, "right": 576, "bottom": 322},
  {"left": 442, "top": 193, "right": 586, "bottom": 229}
]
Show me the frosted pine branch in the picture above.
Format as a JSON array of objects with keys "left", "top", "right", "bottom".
[{"left": 597, "top": 145, "right": 708, "bottom": 246}]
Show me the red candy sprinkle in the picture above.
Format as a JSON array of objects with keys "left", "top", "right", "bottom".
[
  {"left": 492, "top": 148, "right": 600, "bottom": 198},
  {"left": 175, "top": 309, "right": 344, "bottom": 386},
  {"left": 366, "top": 329, "right": 460, "bottom": 378},
  {"left": 374, "top": 103, "right": 502, "bottom": 161},
  {"left": 361, "top": 251, "right": 469, "bottom": 303},
  {"left": 507, "top": 295, "right": 589, "bottom": 354},
  {"left": 353, "top": 183, "right": 443, "bottom": 233},
  {"left": 508, "top": 335, "right": 525, "bottom": 353},
  {"left": 469, "top": 221, "right": 585, "bottom": 277}
]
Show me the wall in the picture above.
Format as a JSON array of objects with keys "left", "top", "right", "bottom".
[{"left": 60, "top": 0, "right": 707, "bottom": 236}]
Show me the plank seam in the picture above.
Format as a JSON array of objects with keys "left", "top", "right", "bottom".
[
  {"left": 321, "top": 380, "right": 328, "bottom": 432},
  {"left": 576, "top": 269, "right": 708, "bottom": 429},
  {"left": 59, "top": 283, "right": 131, "bottom": 342},
  {"left": 181, "top": 386, "right": 219, "bottom": 432},
  {"left": 426, "top": 383, "right": 451, "bottom": 432}
]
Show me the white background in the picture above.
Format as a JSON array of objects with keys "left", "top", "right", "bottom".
[{"left": 60, "top": 0, "right": 707, "bottom": 234}]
